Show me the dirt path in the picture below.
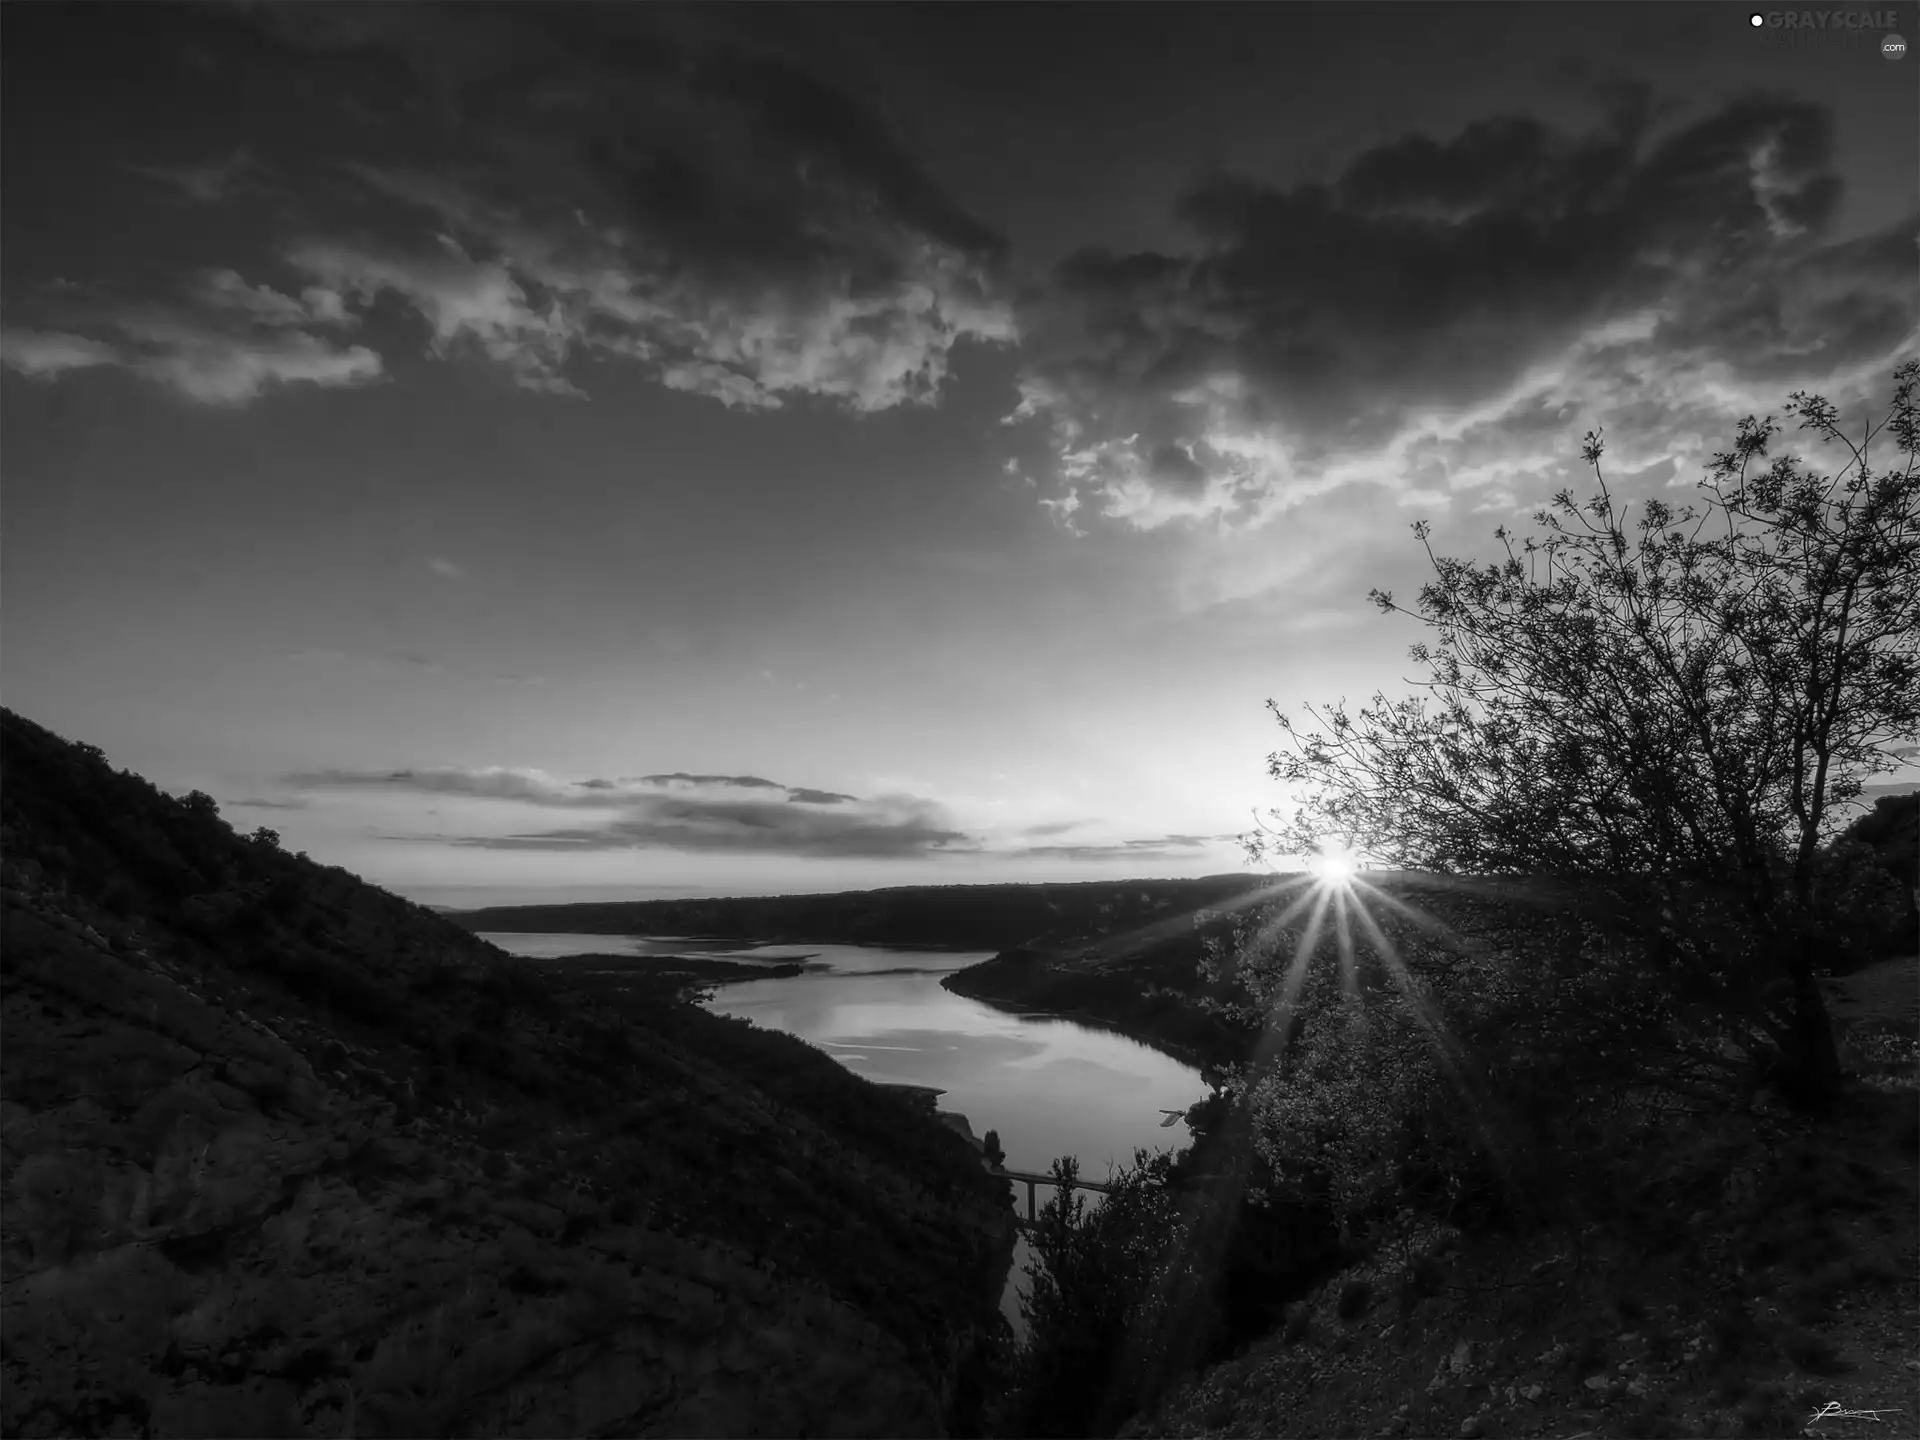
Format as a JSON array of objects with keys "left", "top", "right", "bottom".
[{"left": 1820, "top": 954, "right": 1919, "bottom": 1030}]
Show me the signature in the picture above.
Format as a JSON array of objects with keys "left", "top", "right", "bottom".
[{"left": 1807, "top": 1400, "right": 1903, "bottom": 1425}]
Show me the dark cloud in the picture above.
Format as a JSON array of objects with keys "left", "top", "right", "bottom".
[
  {"left": 290, "top": 757, "right": 970, "bottom": 857},
  {"left": 227, "top": 796, "right": 311, "bottom": 811},
  {"left": 199, "top": 1, "right": 1018, "bottom": 410},
  {"left": 288, "top": 763, "right": 915, "bottom": 825},
  {"left": 1011, "top": 94, "right": 1915, "bottom": 531},
  {"left": 443, "top": 793, "right": 972, "bottom": 859}
]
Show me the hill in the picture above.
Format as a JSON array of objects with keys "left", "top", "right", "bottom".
[
  {"left": 0, "top": 709, "right": 1015, "bottom": 1438},
  {"left": 445, "top": 875, "right": 1278, "bottom": 952}
]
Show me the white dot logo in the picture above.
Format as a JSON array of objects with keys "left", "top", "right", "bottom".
[
  {"left": 1886, "top": 33, "right": 1909, "bottom": 59},
  {"left": 1749, "top": 12, "right": 1765, "bottom": 25}
]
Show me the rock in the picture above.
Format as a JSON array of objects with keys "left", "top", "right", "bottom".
[
  {"left": 1523, "top": 1384, "right": 1546, "bottom": 1403},
  {"left": 1460, "top": 1417, "right": 1484, "bottom": 1438}
]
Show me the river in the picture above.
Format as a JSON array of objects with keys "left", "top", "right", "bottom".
[{"left": 479, "top": 932, "right": 1207, "bottom": 1336}]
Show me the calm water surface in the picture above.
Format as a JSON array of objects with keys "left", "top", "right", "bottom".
[{"left": 480, "top": 933, "right": 1206, "bottom": 1334}]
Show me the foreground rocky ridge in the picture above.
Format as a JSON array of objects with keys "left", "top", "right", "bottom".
[
  {"left": 0, "top": 709, "right": 1015, "bottom": 1438},
  {"left": 1128, "top": 1048, "right": 1918, "bottom": 1440}
]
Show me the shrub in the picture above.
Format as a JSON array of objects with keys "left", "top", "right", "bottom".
[
  {"left": 1215, "top": 883, "right": 1736, "bottom": 1247},
  {"left": 1009, "top": 1151, "right": 1211, "bottom": 1438}
]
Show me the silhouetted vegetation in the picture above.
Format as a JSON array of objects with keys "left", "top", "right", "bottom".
[
  {"left": 973, "top": 372, "right": 1918, "bottom": 1437},
  {"left": 997, "top": 1142, "right": 1347, "bottom": 1438},
  {"left": 448, "top": 874, "right": 1275, "bottom": 951},
  {"left": 0, "top": 707, "right": 1016, "bottom": 1432},
  {"left": 1252, "top": 364, "right": 1920, "bottom": 1101}
]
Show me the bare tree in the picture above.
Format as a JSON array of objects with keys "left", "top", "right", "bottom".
[{"left": 1248, "top": 362, "right": 1920, "bottom": 1098}]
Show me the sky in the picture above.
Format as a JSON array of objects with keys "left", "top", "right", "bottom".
[{"left": 3, "top": 1, "right": 1916, "bottom": 908}]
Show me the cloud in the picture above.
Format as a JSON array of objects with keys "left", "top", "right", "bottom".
[
  {"left": 193, "top": 269, "right": 355, "bottom": 329},
  {"left": 637, "top": 772, "right": 785, "bottom": 790},
  {"left": 4, "top": 270, "right": 384, "bottom": 406},
  {"left": 447, "top": 795, "right": 972, "bottom": 858},
  {"left": 1009, "top": 94, "right": 1916, "bottom": 532},
  {"left": 227, "top": 796, "right": 312, "bottom": 811},
  {"left": 287, "top": 235, "right": 583, "bottom": 396},
  {"left": 425, "top": 556, "right": 464, "bottom": 579},
  {"left": 1013, "top": 833, "right": 1221, "bottom": 862},
  {"left": 1021, "top": 820, "right": 1084, "bottom": 838},
  {"left": 787, "top": 787, "right": 859, "bottom": 805},
  {"left": 287, "top": 766, "right": 629, "bottom": 806},
  {"left": 225, "top": 5, "right": 1017, "bottom": 408},
  {"left": 0, "top": 328, "right": 122, "bottom": 379},
  {"left": 112, "top": 313, "right": 384, "bottom": 406},
  {"left": 290, "top": 762, "right": 973, "bottom": 857},
  {"left": 128, "top": 148, "right": 256, "bottom": 203},
  {"left": 1859, "top": 781, "right": 1920, "bottom": 801}
]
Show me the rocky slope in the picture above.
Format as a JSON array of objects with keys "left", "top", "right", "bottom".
[
  {"left": 0, "top": 709, "right": 1015, "bottom": 1438},
  {"left": 1127, "top": 1060, "right": 1918, "bottom": 1440}
]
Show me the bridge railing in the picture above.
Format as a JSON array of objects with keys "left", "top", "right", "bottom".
[{"left": 989, "top": 1165, "right": 1115, "bottom": 1226}]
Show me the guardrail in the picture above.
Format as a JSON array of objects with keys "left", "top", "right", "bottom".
[{"left": 990, "top": 1165, "right": 1115, "bottom": 1226}]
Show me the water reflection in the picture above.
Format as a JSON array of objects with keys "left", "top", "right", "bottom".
[{"left": 481, "top": 933, "right": 1206, "bottom": 1336}]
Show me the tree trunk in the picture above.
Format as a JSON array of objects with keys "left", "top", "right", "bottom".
[{"left": 1782, "top": 932, "right": 1842, "bottom": 1104}]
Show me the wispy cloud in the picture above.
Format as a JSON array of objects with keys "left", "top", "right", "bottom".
[
  {"left": 288, "top": 235, "right": 584, "bottom": 397},
  {"left": 288, "top": 646, "right": 546, "bottom": 686},
  {"left": 290, "top": 763, "right": 974, "bottom": 858},
  {"left": 1011, "top": 832, "right": 1226, "bottom": 862},
  {"left": 3, "top": 272, "right": 383, "bottom": 406},
  {"left": 113, "top": 312, "right": 384, "bottom": 405},
  {"left": 425, "top": 557, "right": 465, "bottom": 579},
  {"left": 1021, "top": 820, "right": 1085, "bottom": 838},
  {"left": 0, "top": 329, "right": 122, "bottom": 379},
  {"left": 128, "top": 147, "right": 256, "bottom": 204}
]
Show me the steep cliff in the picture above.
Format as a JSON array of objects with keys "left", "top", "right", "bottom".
[{"left": 0, "top": 709, "right": 1015, "bottom": 1438}]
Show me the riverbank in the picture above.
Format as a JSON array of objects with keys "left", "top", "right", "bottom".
[
  {"left": 510, "top": 950, "right": 810, "bottom": 1005},
  {"left": 940, "top": 941, "right": 1258, "bottom": 1076}
]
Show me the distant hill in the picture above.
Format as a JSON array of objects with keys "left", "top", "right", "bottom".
[
  {"left": 0, "top": 709, "right": 1014, "bottom": 1437},
  {"left": 446, "top": 873, "right": 1280, "bottom": 951}
]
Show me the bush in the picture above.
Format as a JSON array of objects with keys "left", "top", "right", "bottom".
[
  {"left": 1009, "top": 1151, "right": 1210, "bottom": 1438},
  {"left": 1217, "top": 884, "right": 1719, "bottom": 1245}
]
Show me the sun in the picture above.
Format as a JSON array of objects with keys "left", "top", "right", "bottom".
[{"left": 1308, "top": 843, "right": 1359, "bottom": 887}]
